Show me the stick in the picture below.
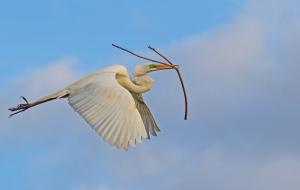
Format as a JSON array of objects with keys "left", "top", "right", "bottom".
[
  {"left": 148, "top": 46, "right": 188, "bottom": 120},
  {"left": 113, "top": 43, "right": 188, "bottom": 120},
  {"left": 112, "top": 44, "right": 171, "bottom": 66}
]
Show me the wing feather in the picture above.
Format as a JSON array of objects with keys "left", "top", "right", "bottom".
[
  {"left": 131, "top": 93, "right": 160, "bottom": 138},
  {"left": 68, "top": 72, "right": 148, "bottom": 149},
  {"left": 110, "top": 109, "right": 126, "bottom": 148}
]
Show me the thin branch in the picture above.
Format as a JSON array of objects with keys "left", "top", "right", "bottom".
[
  {"left": 112, "top": 44, "right": 171, "bottom": 66},
  {"left": 148, "top": 46, "right": 188, "bottom": 120},
  {"left": 112, "top": 43, "right": 188, "bottom": 120},
  {"left": 148, "top": 46, "right": 173, "bottom": 65}
]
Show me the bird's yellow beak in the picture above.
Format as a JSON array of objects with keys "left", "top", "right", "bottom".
[{"left": 149, "top": 63, "right": 178, "bottom": 71}]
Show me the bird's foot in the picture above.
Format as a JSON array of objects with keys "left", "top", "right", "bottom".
[{"left": 8, "top": 96, "right": 32, "bottom": 118}]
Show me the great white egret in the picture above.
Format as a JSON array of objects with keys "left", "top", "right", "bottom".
[{"left": 9, "top": 63, "right": 178, "bottom": 150}]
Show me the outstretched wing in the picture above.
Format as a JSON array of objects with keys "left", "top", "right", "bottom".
[
  {"left": 131, "top": 93, "right": 160, "bottom": 138},
  {"left": 67, "top": 72, "right": 148, "bottom": 150}
]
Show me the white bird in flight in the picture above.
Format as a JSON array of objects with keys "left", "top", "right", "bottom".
[{"left": 9, "top": 63, "right": 178, "bottom": 150}]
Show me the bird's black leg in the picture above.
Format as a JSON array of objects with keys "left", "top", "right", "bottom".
[
  {"left": 8, "top": 96, "right": 33, "bottom": 118},
  {"left": 20, "top": 96, "right": 29, "bottom": 104}
]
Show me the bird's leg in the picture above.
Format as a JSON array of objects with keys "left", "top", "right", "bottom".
[
  {"left": 8, "top": 96, "right": 33, "bottom": 118},
  {"left": 20, "top": 96, "right": 29, "bottom": 104}
]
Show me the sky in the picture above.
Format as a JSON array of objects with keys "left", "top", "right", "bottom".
[{"left": 1, "top": 0, "right": 300, "bottom": 190}]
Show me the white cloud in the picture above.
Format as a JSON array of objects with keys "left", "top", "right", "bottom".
[
  {"left": 152, "top": 146, "right": 300, "bottom": 190},
  {"left": 0, "top": 58, "right": 92, "bottom": 166},
  {"left": 102, "top": 0, "right": 300, "bottom": 189},
  {"left": 12, "top": 57, "right": 79, "bottom": 97},
  {"left": 1, "top": 1, "right": 300, "bottom": 190},
  {"left": 147, "top": 0, "right": 300, "bottom": 153},
  {"left": 253, "top": 156, "right": 300, "bottom": 190}
]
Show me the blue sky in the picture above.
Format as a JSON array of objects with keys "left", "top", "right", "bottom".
[
  {"left": 0, "top": 0, "right": 242, "bottom": 80},
  {"left": 1, "top": 0, "right": 300, "bottom": 190}
]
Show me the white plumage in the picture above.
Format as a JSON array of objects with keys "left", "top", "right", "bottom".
[
  {"left": 9, "top": 64, "right": 177, "bottom": 150},
  {"left": 68, "top": 71, "right": 148, "bottom": 149}
]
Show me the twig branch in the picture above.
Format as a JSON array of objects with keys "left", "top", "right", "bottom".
[
  {"left": 112, "top": 44, "right": 171, "bottom": 66},
  {"left": 113, "top": 43, "right": 188, "bottom": 120},
  {"left": 148, "top": 46, "right": 188, "bottom": 120},
  {"left": 148, "top": 46, "right": 173, "bottom": 65}
]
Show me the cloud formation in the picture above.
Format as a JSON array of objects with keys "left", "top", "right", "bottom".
[
  {"left": 1, "top": 0, "right": 300, "bottom": 190},
  {"left": 159, "top": 0, "right": 300, "bottom": 153}
]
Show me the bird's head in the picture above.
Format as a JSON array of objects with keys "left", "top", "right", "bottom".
[{"left": 134, "top": 63, "right": 178, "bottom": 76}]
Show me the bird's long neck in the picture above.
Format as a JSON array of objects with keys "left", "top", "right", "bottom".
[{"left": 116, "top": 74, "right": 153, "bottom": 94}]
